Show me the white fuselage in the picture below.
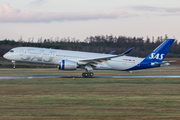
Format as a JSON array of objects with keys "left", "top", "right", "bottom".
[{"left": 3, "top": 47, "right": 144, "bottom": 71}]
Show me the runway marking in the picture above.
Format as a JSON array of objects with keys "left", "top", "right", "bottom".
[{"left": 0, "top": 76, "right": 180, "bottom": 79}]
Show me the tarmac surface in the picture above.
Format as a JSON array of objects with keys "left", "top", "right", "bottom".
[
  {"left": 0, "top": 70, "right": 180, "bottom": 73},
  {"left": 0, "top": 75, "right": 180, "bottom": 79},
  {"left": 0, "top": 69, "right": 180, "bottom": 79}
]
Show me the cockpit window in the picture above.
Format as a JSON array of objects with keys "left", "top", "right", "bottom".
[{"left": 9, "top": 50, "right": 14, "bottom": 53}]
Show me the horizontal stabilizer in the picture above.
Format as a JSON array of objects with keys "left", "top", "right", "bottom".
[{"left": 151, "top": 60, "right": 176, "bottom": 66}]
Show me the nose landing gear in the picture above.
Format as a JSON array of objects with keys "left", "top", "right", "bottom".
[{"left": 12, "top": 61, "right": 16, "bottom": 69}]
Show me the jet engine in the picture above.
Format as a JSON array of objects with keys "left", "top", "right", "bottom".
[{"left": 58, "top": 60, "right": 78, "bottom": 70}]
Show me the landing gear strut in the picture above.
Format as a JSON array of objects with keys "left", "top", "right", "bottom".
[
  {"left": 12, "top": 61, "right": 16, "bottom": 69},
  {"left": 82, "top": 72, "right": 94, "bottom": 77}
]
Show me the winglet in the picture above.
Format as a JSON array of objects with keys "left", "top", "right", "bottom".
[
  {"left": 109, "top": 50, "right": 115, "bottom": 55},
  {"left": 122, "top": 47, "right": 134, "bottom": 55}
]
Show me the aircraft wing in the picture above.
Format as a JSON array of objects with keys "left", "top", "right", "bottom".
[
  {"left": 79, "top": 47, "right": 134, "bottom": 66},
  {"left": 79, "top": 55, "right": 118, "bottom": 63}
]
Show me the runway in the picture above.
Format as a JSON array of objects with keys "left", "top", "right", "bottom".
[
  {"left": 0, "top": 70, "right": 180, "bottom": 73},
  {"left": 0, "top": 75, "right": 180, "bottom": 79}
]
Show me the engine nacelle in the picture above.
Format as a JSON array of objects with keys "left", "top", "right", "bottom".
[{"left": 58, "top": 60, "right": 78, "bottom": 70}]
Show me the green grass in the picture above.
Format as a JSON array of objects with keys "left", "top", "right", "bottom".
[
  {"left": 0, "top": 67, "right": 180, "bottom": 119},
  {"left": 0, "top": 66, "right": 180, "bottom": 77},
  {"left": 1, "top": 77, "right": 180, "bottom": 119}
]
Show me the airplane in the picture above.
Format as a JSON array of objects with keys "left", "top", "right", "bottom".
[{"left": 3, "top": 39, "right": 175, "bottom": 77}]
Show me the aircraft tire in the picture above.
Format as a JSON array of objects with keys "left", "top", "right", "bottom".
[{"left": 82, "top": 72, "right": 94, "bottom": 78}]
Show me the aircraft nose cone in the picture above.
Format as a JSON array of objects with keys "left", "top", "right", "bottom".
[{"left": 3, "top": 53, "right": 8, "bottom": 59}]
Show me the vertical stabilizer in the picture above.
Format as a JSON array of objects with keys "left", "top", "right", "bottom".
[{"left": 144, "top": 39, "right": 175, "bottom": 63}]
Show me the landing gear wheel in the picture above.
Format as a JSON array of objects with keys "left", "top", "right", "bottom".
[
  {"left": 82, "top": 72, "right": 94, "bottom": 78},
  {"left": 88, "top": 72, "right": 94, "bottom": 77},
  {"left": 82, "top": 73, "right": 88, "bottom": 77}
]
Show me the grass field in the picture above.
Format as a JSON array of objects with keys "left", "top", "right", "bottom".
[
  {"left": 0, "top": 67, "right": 180, "bottom": 120},
  {"left": 0, "top": 66, "right": 180, "bottom": 77}
]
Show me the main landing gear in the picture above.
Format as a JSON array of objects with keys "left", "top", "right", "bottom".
[
  {"left": 82, "top": 65, "right": 94, "bottom": 77},
  {"left": 82, "top": 72, "right": 94, "bottom": 77}
]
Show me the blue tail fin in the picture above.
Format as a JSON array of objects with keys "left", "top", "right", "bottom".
[{"left": 144, "top": 39, "right": 175, "bottom": 63}]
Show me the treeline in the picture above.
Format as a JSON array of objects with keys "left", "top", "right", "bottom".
[{"left": 0, "top": 35, "right": 180, "bottom": 58}]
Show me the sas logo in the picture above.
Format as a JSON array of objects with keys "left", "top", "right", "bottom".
[{"left": 149, "top": 53, "right": 165, "bottom": 60}]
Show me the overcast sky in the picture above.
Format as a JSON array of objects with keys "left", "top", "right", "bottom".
[{"left": 0, "top": 0, "right": 180, "bottom": 42}]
